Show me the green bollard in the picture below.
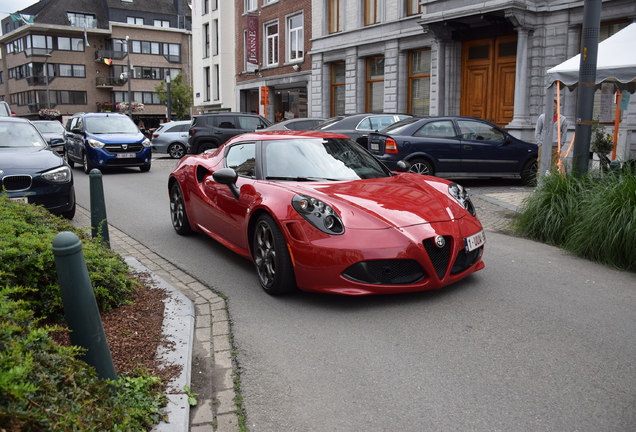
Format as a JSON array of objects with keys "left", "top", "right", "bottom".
[
  {"left": 52, "top": 231, "right": 117, "bottom": 381},
  {"left": 89, "top": 168, "right": 110, "bottom": 248}
]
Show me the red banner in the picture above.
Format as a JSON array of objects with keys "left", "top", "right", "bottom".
[{"left": 246, "top": 15, "right": 259, "bottom": 72}]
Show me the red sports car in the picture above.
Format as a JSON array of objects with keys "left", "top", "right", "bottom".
[{"left": 168, "top": 130, "right": 486, "bottom": 296}]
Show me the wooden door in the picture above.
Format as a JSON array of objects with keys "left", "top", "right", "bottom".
[{"left": 461, "top": 35, "right": 517, "bottom": 128}]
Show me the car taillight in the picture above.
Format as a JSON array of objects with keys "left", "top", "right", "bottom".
[
  {"left": 385, "top": 138, "right": 398, "bottom": 154},
  {"left": 153, "top": 134, "right": 159, "bottom": 138},
  {"left": 189, "top": 129, "right": 195, "bottom": 135}
]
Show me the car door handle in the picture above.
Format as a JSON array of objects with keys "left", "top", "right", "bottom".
[{"left": 463, "top": 145, "right": 472, "bottom": 150}]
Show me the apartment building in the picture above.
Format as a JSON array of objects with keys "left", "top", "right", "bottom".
[
  {"left": 310, "top": 0, "right": 636, "bottom": 159},
  {"left": 0, "top": 0, "right": 191, "bottom": 131}
]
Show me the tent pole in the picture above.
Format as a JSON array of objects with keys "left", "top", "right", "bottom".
[
  {"left": 611, "top": 91, "right": 621, "bottom": 160},
  {"left": 539, "top": 84, "right": 556, "bottom": 178}
]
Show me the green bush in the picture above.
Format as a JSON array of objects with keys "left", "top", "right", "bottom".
[
  {"left": 0, "top": 286, "right": 166, "bottom": 431},
  {"left": 0, "top": 196, "right": 137, "bottom": 320},
  {"left": 514, "top": 166, "right": 636, "bottom": 271}
]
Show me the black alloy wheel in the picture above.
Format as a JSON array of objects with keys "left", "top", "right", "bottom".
[
  {"left": 169, "top": 182, "right": 192, "bottom": 235},
  {"left": 520, "top": 159, "right": 538, "bottom": 186},
  {"left": 252, "top": 214, "right": 296, "bottom": 295}
]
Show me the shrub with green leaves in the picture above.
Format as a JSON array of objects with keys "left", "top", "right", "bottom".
[
  {"left": 0, "top": 196, "right": 138, "bottom": 320},
  {"left": 514, "top": 166, "right": 636, "bottom": 271},
  {"left": 0, "top": 286, "right": 166, "bottom": 431}
]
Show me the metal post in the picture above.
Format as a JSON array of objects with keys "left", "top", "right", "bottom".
[
  {"left": 45, "top": 57, "right": 51, "bottom": 110},
  {"left": 89, "top": 168, "right": 110, "bottom": 248},
  {"left": 166, "top": 70, "right": 171, "bottom": 122},
  {"left": 52, "top": 231, "right": 117, "bottom": 380},
  {"left": 126, "top": 35, "right": 132, "bottom": 118},
  {"left": 571, "top": 0, "right": 602, "bottom": 176}
]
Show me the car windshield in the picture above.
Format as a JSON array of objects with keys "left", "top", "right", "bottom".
[
  {"left": 0, "top": 122, "right": 47, "bottom": 148},
  {"left": 380, "top": 118, "right": 422, "bottom": 134},
  {"left": 309, "top": 117, "right": 344, "bottom": 130},
  {"left": 34, "top": 122, "right": 65, "bottom": 133},
  {"left": 263, "top": 138, "right": 391, "bottom": 181},
  {"left": 0, "top": 104, "right": 11, "bottom": 117},
  {"left": 85, "top": 116, "right": 139, "bottom": 134}
]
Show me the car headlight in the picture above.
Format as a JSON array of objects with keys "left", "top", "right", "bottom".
[
  {"left": 448, "top": 183, "right": 476, "bottom": 216},
  {"left": 42, "top": 165, "right": 72, "bottom": 183},
  {"left": 142, "top": 138, "right": 151, "bottom": 147},
  {"left": 88, "top": 138, "right": 105, "bottom": 149},
  {"left": 292, "top": 194, "right": 344, "bottom": 235}
]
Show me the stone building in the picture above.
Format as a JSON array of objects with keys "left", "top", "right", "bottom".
[{"left": 0, "top": 0, "right": 192, "bottom": 131}]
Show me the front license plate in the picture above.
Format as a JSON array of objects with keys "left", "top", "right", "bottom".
[
  {"left": 117, "top": 153, "right": 136, "bottom": 158},
  {"left": 464, "top": 230, "right": 486, "bottom": 252},
  {"left": 10, "top": 197, "right": 28, "bottom": 203},
  {"left": 370, "top": 143, "right": 379, "bottom": 151}
]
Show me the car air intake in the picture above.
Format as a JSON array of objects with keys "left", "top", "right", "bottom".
[
  {"left": 343, "top": 259, "right": 425, "bottom": 285},
  {"left": 2, "top": 175, "right": 32, "bottom": 191},
  {"left": 451, "top": 247, "right": 483, "bottom": 275}
]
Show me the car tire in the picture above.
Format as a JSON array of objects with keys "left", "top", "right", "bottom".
[
  {"left": 198, "top": 142, "right": 218, "bottom": 153},
  {"left": 64, "top": 150, "right": 74, "bottom": 168},
  {"left": 140, "top": 164, "right": 151, "bottom": 172},
  {"left": 61, "top": 200, "right": 76, "bottom": 220},
  {"left": 168, "top": 143, "right": 187, "bottom": 159},
  {"left": 82, "top": 151, "right": 94, "bottom": 174},
  {"left": 408, "top": 158, "right": 434, "bottom": 176},
  {"left": 253, "top": 214, "right": 297, "bottom": 295},
  {"left": 169, "top": 182, "right": 192, "bottom": 235},
  {"left": 520, "top": 158, "right": 538, "bottom": 186}
]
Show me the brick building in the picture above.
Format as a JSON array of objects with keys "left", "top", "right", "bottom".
[{"left": 0, "top": 0, "right": 192, "bottom": 131}]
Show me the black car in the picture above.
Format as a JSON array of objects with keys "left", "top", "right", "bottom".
[
  {"left": 187, "top": 112, "right": 271, "bottom": 154},
  {"left": 0, "top": 117, "right": 76, "bottom": 219},
  {"left": 262, "top": 117, "right": 327, "bottom": 131},
  {"left": 310, "top": 113, "right": 412, "bottom": 148},
  {"left": 368, "top": 116, "right": 538, "bottom": 184},
  {"left": 32, "top": 120, "right": 66, "bottom": 156}
]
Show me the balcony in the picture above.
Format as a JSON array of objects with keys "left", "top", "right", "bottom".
[
  {"left": 95, "top": 49, "right": 128, "bottom": 61},
  {"left": 96, "top": 76, "right": 127, "bottom": 88},
  {"left": 163, "top": 54, "right": 181, "bottom": 64},
  {"left": 24, "top": 48, "right": 53, "bottom": 57},
  {"left": 28, "top": 102, "right": 57, "bottom": 112},
  {"left": 26, "top": 75, "right": 53, "bottom": 86}
]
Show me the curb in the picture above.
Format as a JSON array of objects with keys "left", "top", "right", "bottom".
[{"left": 72, "top": 206, "right": 240, "bottom": 432}]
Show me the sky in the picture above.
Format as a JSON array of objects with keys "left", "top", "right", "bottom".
[{"left": 0, "top": 0, "right": 39, "bottom": 21}]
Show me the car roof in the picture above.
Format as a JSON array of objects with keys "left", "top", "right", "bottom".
[
  {"left": 0, "top": 116, "right": 32, "bottom": 123},
  {"left": 225, "top": 130, "right": 351, "bottom": 144}
]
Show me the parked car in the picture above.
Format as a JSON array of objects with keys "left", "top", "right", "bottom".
[
  {"left": 64, "top": 112, "right": 152, "bottom": 174},
  {"left": 368, "top": 116, "right": 539, "bottom": 184},
  {"left": 151, "top": 120, "right": 190, "bottom": 159},
  {"left": 32, "top": 120, "right": 66, "bottom": 156},
  {"left": 187, "top": 112, "right": 271, "bottom": 154},
  {"left": 0, "top": 101, "right": 13, "bottom": 117},
  {"left": 169, "top": 130, "right": 485, "bottom": 296},
  {"left": 309, "top": 113, "right": 412, "bottom": 148},
  {"left": 262, "top": 118, "right": 327, "bottom": 131},
  {"left": 0, "top": 117, "right": 75, "bottom": 219}
]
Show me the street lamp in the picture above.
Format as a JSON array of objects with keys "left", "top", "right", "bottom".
[
  {"left": 43, "top": 54, "right": 52, "bottom": 109},
  {"left": 125, "top": 36, "right": 132, "bottom": 118},
  {"left": 166, "top": 70, "right": 171, "bottom": 122}
]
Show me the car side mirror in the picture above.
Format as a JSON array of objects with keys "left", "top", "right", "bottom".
[
  {"left": 256, "top": 124, "right": 265, "bottom": 130},
  {"left": 72, "top": 127, "right": 82, "bottom": 134},
  {"left": 213, "top": 168, "right": 240, "bottom": 200},
  {"left": 396, "top": 160, "right": 411, "bottom": 172}
]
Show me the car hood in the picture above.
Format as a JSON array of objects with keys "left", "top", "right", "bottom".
[
  {"left": 87, "top": 132, "right": 146, "bottom": 143},
  {"left": 0, "top": 147, "right": 63, "bottom": 173},
  {"left": 278, "top": 174, "right": 468, "bottom": 230}
]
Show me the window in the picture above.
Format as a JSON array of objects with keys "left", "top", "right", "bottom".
[
  {"left": 127, "top": 17, "right": 144, "bottom": 25},
  {"left": 204, "top": 67, "right": 210, "bottom": 101},
  {"left": 214, "top": 64, "right": 220, "bottom": 101},
  {"left": 265, "top": 22, "right": 278, "bottom": 66},
  {"left": 114, "top": 91, "right": 161, "bottom": 104},
  {"left": 163, "top": 43, "right": 181, "bottom": 62},
  {"left": 328, "top": 0, "right": 342, "bottom": 34},
  {"left": 414, "top": 120, "right": 455, "bottom": 138},
  {"left": 204, "top": 0, "right": 209, "bottom": 14},
  {"left": 211, "top": 0, "right": 217, "bottom": 10},
  {"left": 366, "top": 56, "right": 384, "bottom": 113},
  {"left": 245, "top": 0, "right": 257, "bottom": 12},
  {"left": 203, "top": 23, "right": 210, "bottom": 58},
  {"left": 58, "top": 91, "right": 87, "bottom": 105},
  {"left": 331, "top": 62, "right": 345, "bottom": 116},
  {"left": 154, "top": 20, "right": 170, "bottom": 28},
  {"left": 408, "top": 49, "right": 430, "bottom": 116},
  {"left": 287, "top": 14, "right": 303, "bottom": 61},
  {"left": 406, "top": 0, "right": 422, "bottom": 16},
  {"left": 57, "top": 37, "right": 85, "bottom": 51},
  {"left": 67, "top": 13, "right": 96, "bottom": 28},
  {"left": 226, "top": 143, "right": 256, "bottom": 177},
  {"left": 364, "top": 0, "right": 379, "bottom": 26},
  {"left": 213, "top": 20, "right": 219, "bottom": 55},
  {"left": 457, "top": 120, "right": 506, "bottom": 143},
  {"left": 25, "top": 34, "right": 53, "bottom": 55},
  {"left": 58, "top": 64, "right": 85, "bottom": 77},
  {"left": 263, "top": 0, "right": 278, "bottom": 5}
]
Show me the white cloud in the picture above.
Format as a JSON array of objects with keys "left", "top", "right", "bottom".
[{"left": 0, "top": 0, "right": 39, "bottom": 21}]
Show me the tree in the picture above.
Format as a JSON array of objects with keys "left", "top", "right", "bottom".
[{"left": 154, "top": 73, "right": 193, "bottom": 120}]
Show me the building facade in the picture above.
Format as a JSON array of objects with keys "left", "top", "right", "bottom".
[
  {"left": 310, "top": 0, "right": 636, "bottom": 160},
  {"left": 234, "top": 0, "right": 313, "bottom": 124},
  {"left": 191, "top": 0, "right": 237, "bottom": 114},
  {"left": 0, "top": 0, "right": 192, "bottom": 131}
]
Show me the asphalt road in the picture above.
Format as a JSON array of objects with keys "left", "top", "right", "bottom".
[{"left": 72, "top": 159, "right": 636, "bottom": 432}]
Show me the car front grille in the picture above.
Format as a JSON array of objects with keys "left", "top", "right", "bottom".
[
  {"left": 103, "top": 143, "right": 144, "bottom": 154},
  {"left": 342, "top": 259, "right": 425, "bottom": 285},
  {"left": 423, "top": 236, "right": 452, "bottom": 280},
  {"left": 2, "top": 175, "right": 32, "bottom": 191},
  {"left": 451, "top": 247, "right": 483, "bottom": 275}
]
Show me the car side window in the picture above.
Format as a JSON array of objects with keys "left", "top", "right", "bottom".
[
  {"left": 238, "top": 117, "right": 260, "bottom": 130},
  {"left": 457, "top": 120, "right": 506, "bottom": 143},
  {"left": 215, "top": 116, "right": 238, "bottom": 129},
  {"left": 225, "top": 142, "right": 256, "bottom": 178},
  {"left": 414, "top": 120, "right": 456, "bottom": 138},
  {"left": 167, "top": 125, "right": 182, "bottom": 133}
]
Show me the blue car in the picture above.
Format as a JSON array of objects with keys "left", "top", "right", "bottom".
[
  {"left": 368, "top": 116, "right": 538, "bottom": 185},
  {"left": 64, "top": 112, "right": 152, "bottom": 174}
]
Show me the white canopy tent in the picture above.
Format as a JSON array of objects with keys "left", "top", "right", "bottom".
[{"left": 538, "top": 23, "right": 636, "bottom": 175}]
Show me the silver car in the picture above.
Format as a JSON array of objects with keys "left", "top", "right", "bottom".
[{"left": 151, "top": 120, "right": 190, "bottom": 159}]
